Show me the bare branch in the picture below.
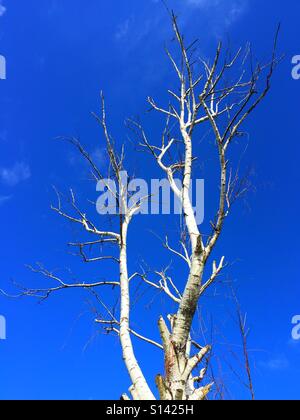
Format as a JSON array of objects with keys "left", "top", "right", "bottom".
[{"left": 95, "top": 319, "right": 163, "bottom": 350}]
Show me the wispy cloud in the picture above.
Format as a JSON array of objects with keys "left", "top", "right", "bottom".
[
  {"left": 287, "top": 338, "right": 300, "bottom": 351},
  {"left": 115, "top": 18, "right": 132, "bottom": 41},
  {"left": 0, "top": 1, "right": 6, "bottom": 17},
  {"left": 91, "top": 147, "right": 106, "bottom": 167},
  {"left": 260, "top": 356, "right": 289, "bottom": 372},
  {"left": 126, "top": 0, "right": 247, "bottom": 53},
  {"left": 0, "top": 162, "right": 31, "bottom": 187},
  {"left": 0, "top": 130, "right": 8, "bottom": 143},
  {"left": 187, "top": 0, "right": 243, "bottom": 8},
  {"left": 0, "top": 195, "right": 12, "bottom": 206},
  {"left": 185, "top": 0, "right": 248, "bottom": 26},
  {"left": 67, "top": 147, "right": 106, "bottom": 172},
  {"left": 186, "top": 0, "right": 208, "bottom": 5}
]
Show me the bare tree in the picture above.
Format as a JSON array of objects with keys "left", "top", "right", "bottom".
[{"left": 6, "top": 13, "right": 280, "bottom": 400}]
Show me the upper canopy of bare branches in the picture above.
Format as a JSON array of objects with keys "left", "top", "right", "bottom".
[{"left": 2, "top": 12, "right": 280, "bottom": 401}]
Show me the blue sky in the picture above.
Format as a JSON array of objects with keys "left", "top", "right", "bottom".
[{"left": 0, "top": 0, "right": 300, "bottom": 400}]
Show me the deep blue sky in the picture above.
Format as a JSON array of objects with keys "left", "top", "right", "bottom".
[{"left": 0, "top": 0, "right": 300, "bottom": 400}]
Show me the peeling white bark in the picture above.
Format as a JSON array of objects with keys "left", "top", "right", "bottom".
[
  {"left": 24, "top": 12, "right": 277, "bottom": 401},
  {"left": 119, "top": 219, "right": 156, "bottom": 400}
]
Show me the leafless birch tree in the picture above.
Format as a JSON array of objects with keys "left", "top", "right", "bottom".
[{"left": 7, "top": 13, "right": 279, "bottom": 400}]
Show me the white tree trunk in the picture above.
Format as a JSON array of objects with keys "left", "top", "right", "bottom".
[{"left": 119, "top": 219, "right": 155, "bottom": 400}]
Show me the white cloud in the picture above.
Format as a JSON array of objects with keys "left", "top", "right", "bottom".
[
  {"left": 287, "top": 338, "right": 300, "bottom": 352},
  {"left": 187, "top": 0, "right": 238, "bottom": 7},
  {"left": 67, "top": 147, "right": 106, "bottom": 169},
  {"left": 186, "top": 0, "right": 207, "bottom": 5},
  {"left": 260, "top": 356, "right": 289, "bottom": 371},
  {"left": 0, "top": 162, "right": 31, "bottom": 187},
  {"left": 186, "top": 0, "right": 248, "bottom": 27},
  {"left": 0, "top": 195, "right": 12, "bottom": 206},
  {"left": 91, "top": 147, "right": 106, "bottom": 167},
  {"left": 115, "top": 18, "right": 132, "bottom": 41},
  {"left": 0, "top": 130, "right": 8, "bottom": 142},
  {"left": 0, "top": 1, "right": 6, "bottom": 17},
  {"left": 115, "top": 0, "right": 247, "bottom": 60}
]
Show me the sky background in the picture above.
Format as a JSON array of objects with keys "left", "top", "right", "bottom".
[{"left": 0, "top": 0, "right": 300, "bottom": 400}]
